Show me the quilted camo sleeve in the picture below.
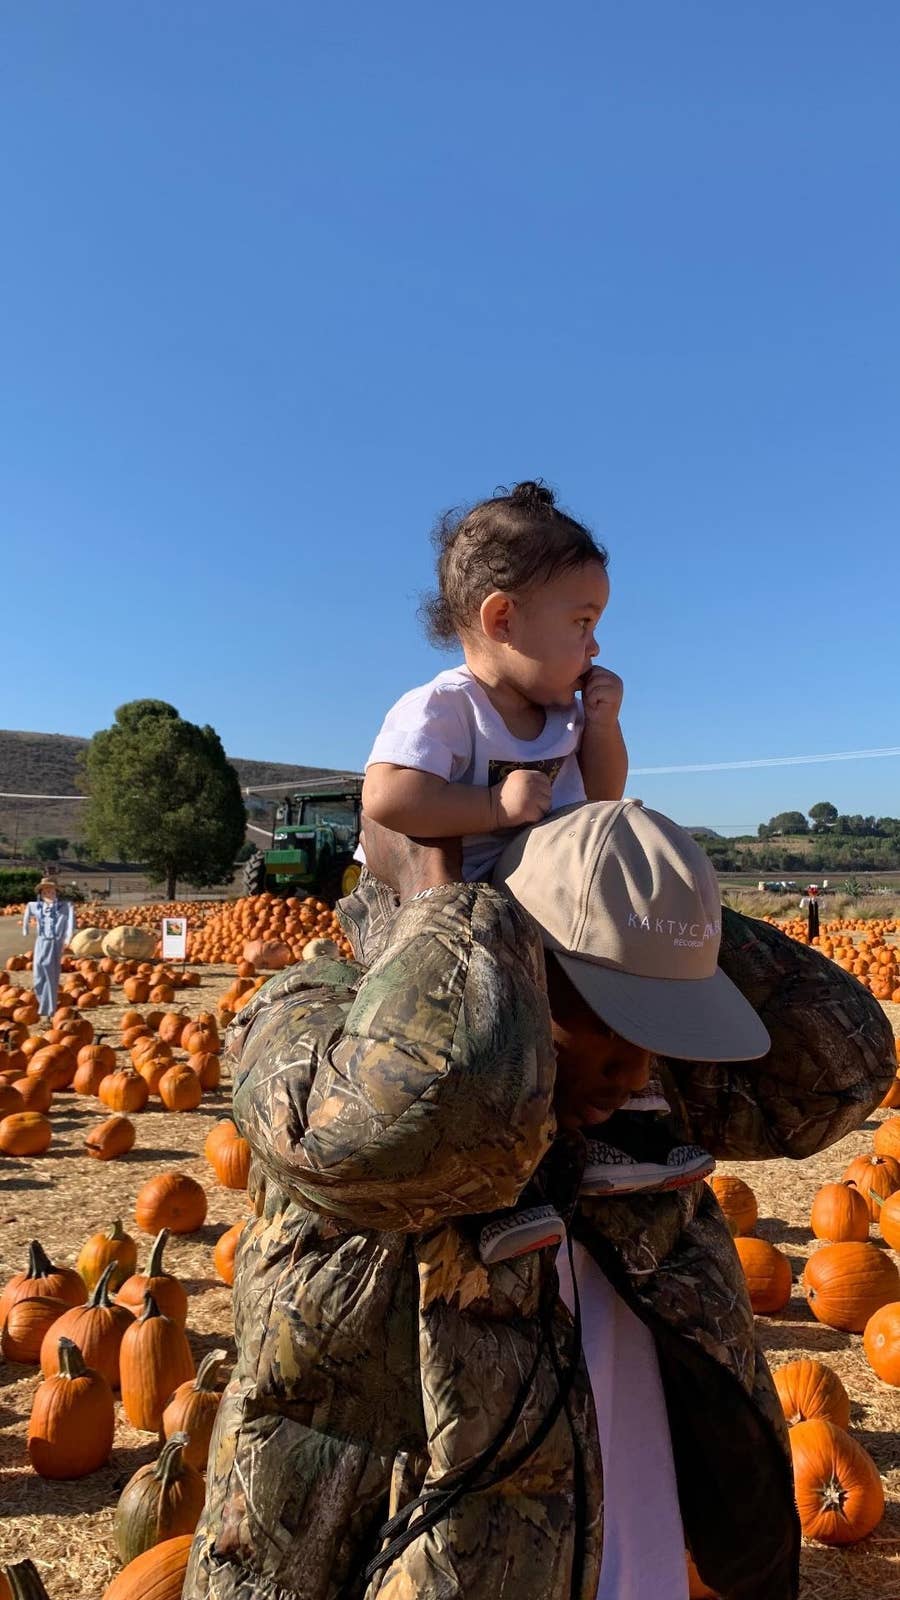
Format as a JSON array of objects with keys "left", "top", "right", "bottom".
[
  {"left": 228, "top": 885, "right": 557, "bottom": 1230},
  {"left": 667, "top": 908, "right": 896, "bottom": 1160}
]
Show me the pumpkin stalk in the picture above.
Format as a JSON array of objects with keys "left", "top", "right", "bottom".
[
  {"left": 146, "top": 1230, "right": 170, "bottom": 1278},
  {"left": 4, "top": 1560, "right": 53, "bottom": 1600},
  {"left": 90, "top": 1261, "right": 119, "bottom": 1308},
  {"left": 140, "top": 1291, "right": 163, "bottom": 1323},
  {"left": 194, "top": 1347, "right": 227, "bottom": 1391},
  {"left": 57, "top": 1336, "right": 88, "bottom": 1380},
  {"left": 155, "top": 1430, "right": 191, "bottom": 1490},
  {"left": 27, "top": 1240, "right": 54, "bottom": 1279}
]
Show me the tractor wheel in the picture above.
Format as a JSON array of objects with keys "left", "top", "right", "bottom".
[
  {"left": 341, "top": 863, "right": 362, "bottom": 897},
  {"left": 242, "top": 850, "right": 267, "bottom": 898}
]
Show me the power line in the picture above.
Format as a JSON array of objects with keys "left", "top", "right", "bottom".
[
  {"left": 631, "top": 745, "right": 900, "bottom": 776},
  {"left": 0, "top": 791, "right": 87, "bottom": 800}
]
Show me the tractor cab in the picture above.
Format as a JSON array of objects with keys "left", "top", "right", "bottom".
[{"left": 243, "top": 776, "right": 364, "bottom": 903}]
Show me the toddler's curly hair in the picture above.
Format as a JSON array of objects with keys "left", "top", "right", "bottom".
[{"left": 422, "top": 480, "right": 607, "bottom": 647}]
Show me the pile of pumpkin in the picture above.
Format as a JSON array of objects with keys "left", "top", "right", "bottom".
[
  {"left": 0, "top": 998, "right": 227, "bottom": 1159},
  {"left": 768, "top": 912, "right": 900, "bottom": 986},
  {"left": 187, "top": 891, "right": 353, "bottom": 966},
  {"left": 70, "top": 900, "right": 221, "bottom": 934},
  {"left": 704, "top": 1069, "right": 900, "bottom": 1564},
  {"left": 0, "top": 1117, "right": 251, "bottom": 1598}
]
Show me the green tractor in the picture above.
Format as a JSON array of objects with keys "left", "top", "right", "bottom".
[{"left": 242, "top": 776, "right": 364, "bottom": 904}]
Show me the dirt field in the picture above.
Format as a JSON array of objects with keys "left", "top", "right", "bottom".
[{"left": 1, "top": 921, "right": 899, "bottom": 1597}]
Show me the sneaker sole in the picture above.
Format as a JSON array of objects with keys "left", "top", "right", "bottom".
[{"left": 582, "top": 1154, "right": 716, "bottom": 1196}]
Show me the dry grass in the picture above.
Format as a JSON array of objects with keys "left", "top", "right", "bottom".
[
  {"left": 1, "top": 970, "right": 899, "bottom": 1596},
  {"left": 0, "top": 965, "right": 247, "bottom": 1592}
]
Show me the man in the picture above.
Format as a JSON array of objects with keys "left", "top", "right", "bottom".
[{"left": 184, "top": 801, "right": 893, "bottom": 1600}]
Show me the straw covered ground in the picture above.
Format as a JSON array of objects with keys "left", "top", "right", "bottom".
[{"left": 0, "top": 944, "right": 899, "bottom": 1598}]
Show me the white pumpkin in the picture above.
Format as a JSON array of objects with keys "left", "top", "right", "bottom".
[
  {"left": 101, "top": 925, "right": 156, "bottom": 959},
  {"left": 69, "top": 927, "right": 107, "bottom": 958}
]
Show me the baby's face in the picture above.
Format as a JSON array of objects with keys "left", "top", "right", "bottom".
[{"left": 504, "top": 561, "right": 609, "bottom": 707}]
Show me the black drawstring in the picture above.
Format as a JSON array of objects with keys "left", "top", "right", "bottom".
[{"left": 352, "top": 1232, "right": 585, "bottom": 1597}]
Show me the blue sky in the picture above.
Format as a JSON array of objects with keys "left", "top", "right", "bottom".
[{"left": 3, "top": 1, "right": 898, "bottom": 834}]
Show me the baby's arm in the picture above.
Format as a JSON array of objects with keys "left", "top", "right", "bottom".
[
  {"left": 578, "top": 666, "right": 628, "bottom": 801},
  {"left": 363, "top": 764, "right": 551, "bottom": 837}
]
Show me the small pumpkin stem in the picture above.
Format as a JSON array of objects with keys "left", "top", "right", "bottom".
[
  {"left": 5, "top": 1559, "right": 53, "bottom": 1600},
  {"left": 154, "top": 1430, "right": 190, "bottom": 1488},
  {"left": 194, "top": 1347, "right": 228, "bottom": 1391},
  {"left": 871, "top": 1192, "right": 885, "bottom": 1209},
  {"left": 27, "top": 1240, "right": 54, "bottom": 1280},
  {"left": 139, "top": 1291, "right": 164, "bottom": 1323},
  {"left": 107, "top": 1218, "right": 127, "bottom": 1241},
  {"left": 820, "top": 1475, "right": 848, "bottom": 1512},
  {"left": 145, "top": 1229, "right": 170, "bottom": 1278},
  {"left": 90, "top": 1261, "right": 119, "bottom": 1308},
  {"left": 57, "top": 1336, "right": 88, "bottom": 1379}
]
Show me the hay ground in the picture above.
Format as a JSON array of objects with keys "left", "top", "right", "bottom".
[{"left": 0, "top": 935, "right": 899, "bottom": 1599}]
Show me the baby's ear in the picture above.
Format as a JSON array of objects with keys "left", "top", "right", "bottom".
[{"left": 479, "top": 590, "right": 514, "bottom": 642}]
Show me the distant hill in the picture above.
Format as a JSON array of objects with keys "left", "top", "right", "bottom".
[
  {"left": 686, "top": 827, "right": 721, "bottom": 840},
  {"left": 0, "top": 728, "right": 359, "bottom": 860}
]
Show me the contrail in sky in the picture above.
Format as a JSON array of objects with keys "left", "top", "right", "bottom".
[{"left": 632, "top": 745, "right": 900, "bottom": 776}]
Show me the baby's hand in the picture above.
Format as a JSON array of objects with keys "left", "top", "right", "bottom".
[
  {"left": 492, "top": 769, "right": 552, "bottom": 828},
  {"left": 580, "top": 666, "right": 624, "bottom": 727}
]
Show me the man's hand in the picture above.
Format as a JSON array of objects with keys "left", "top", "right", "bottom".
[
  {"left": 361, "top": 814, "right": 463, "bottom": 902},
  {"left": 492, "top": 769, "right": 552, "bottom": 828},
  {"left": 580, "top": 666, "right": 624, "bottom": 728}
]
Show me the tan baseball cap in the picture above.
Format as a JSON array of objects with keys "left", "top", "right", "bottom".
[{"left": 493, "top": 799, "right": 771, "bottom": 1062}]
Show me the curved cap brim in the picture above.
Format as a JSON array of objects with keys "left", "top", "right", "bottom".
[{"left": 555, "top": 954, "right": 771, "bottom": 1063}]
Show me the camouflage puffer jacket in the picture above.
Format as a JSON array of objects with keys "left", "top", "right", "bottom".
[{"left": 184, "top": 887, "right": 895, "bottom": 1600}]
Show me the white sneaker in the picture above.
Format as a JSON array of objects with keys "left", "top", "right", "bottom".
[{"left": 582, "top": 1139, "right": 715, "bottom": 1196}]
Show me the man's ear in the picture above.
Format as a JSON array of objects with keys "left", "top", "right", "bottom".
[{"left": 480, "top": 590, "right": 515, "bottom": 643}]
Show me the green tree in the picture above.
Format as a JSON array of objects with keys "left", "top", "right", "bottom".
[
  {"left": 767, "top": 811, "right": 809, "bottom": 836},
  {"left": 23, "top": 836, "right": 69, "bottom": 861},
  {"left": 81, "top": 700, "right": 246, "bottom": 898},
  {"left": 71, "top": 842, "right": 93, "bottom": 863},
  {"left": 808, "top": 801, "right": 838, "bottom": 833}
]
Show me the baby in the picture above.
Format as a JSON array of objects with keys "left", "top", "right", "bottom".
[
  {"left": 356, "top": 481, "right": 712, "bottom": 1261},
  {"left": 360, "top": 479, "right": 627, "bottom": 877}
]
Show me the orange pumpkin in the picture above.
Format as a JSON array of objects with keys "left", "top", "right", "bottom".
[
  {"left": 863, "top": 1301, "right": 900, "bottom": 1386},
  {"left": 205, "top": 1122, "right": 251, "bottom": 1189},
  {"left": 706, "top": 1174, "right": 757, "bottom": 1236},
  {"left": 101, "top": 1533, "right": 194, "bottom": 1600},
  {"left": 85, "top": 1114, "right": 137, "bottom": 1161},
  {"left": 157, "top": 1064, "right": 203, "bottom": 1113},
  {"left": 733, "top": 1237, "right": 792, "bottom": 1314},
  {"left": 0, "top": 1110, "right": 52, "bottom": 1156},
  {"left": 116, "top": 1230, "right": 188, "bottom": 1327},
  {"left": 134, "top": 1173, "right": 207, "bottom": 1236},
  {"left": 0, "top": 1241, "right": 86, "bottom": 1327},
  {"left": 801, "top": 1242, "right": 900, "bottom": 1332},
  {"left": 162, "top": 1347, "right": 228, "bottom": 1469},
  {"left": 873, "top": 1117, "right": 900, "bottom": 1164},
  {"left": 789, "top": 1420, "right": 884, "bottom": 1544},
  {"left": 1, "top": 1295, "right": 71, "bottom": 1364},
  {"left": 772, "top": 1359, "right": 850, "bottom": 1429},
  {"left": 27, "top": 1336, "right": 115, "bottom": 1479},
  {"left": 810, "top": 1182, "right": 869, "bottom": 1244},
  {"left": 119, "top": 1293, "right": 195, "bottom": 1432},
  {"left": 213, "top": 1221, "right": 244, "bottom": 1287},
  {"left": 99, "top": 1066, "right": 150, "bottom": 1114},
  {"left": 840, "top": 1154, "right": 900, "bottom": 1222},
  {"left": 76, "top": 1219, "right": 138, "bottom": 1293},
  {"left": 9, "top": 1076, "right": 52, "bottom": 1114},
  {"left": 39, "top": 1263, "right": 135, "bottom": 1389},
  {"left": 186, "top": 1051, "right": 220, "bottom": 1090}
]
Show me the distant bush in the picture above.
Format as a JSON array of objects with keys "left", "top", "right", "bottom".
[{"left": 0, "top": 868, "right": 42, "bottom": 907}]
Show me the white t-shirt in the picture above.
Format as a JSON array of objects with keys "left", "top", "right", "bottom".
[
  {"left": 557, "top": 1242, "right": 688, "bottom": 1600},
  {"left": 360, "top": 665, "right": 586, "bottom": 880}
]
